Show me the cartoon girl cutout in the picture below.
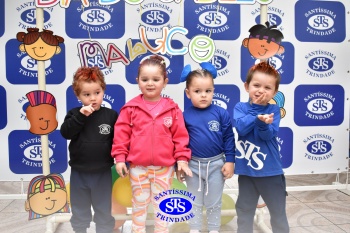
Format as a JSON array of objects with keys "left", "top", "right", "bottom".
[
  {"left": 25, "top": 173, "right": 70, "bottom": 220},
  {"left": 16, "top": 28, "right": 64, "bottom": 61},
  {"left": 26, "top": 90, "right": 58, "bottom": 135},
  {"left": 242, "top": 21, "right": 284, "bottom": 60}
]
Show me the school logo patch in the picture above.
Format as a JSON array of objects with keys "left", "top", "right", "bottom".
[
  {"left": 99, "top": 124, "right": 111, "bottom": 134},
  {"left": 208, "top": 120, "right": 220, "bottom": 132},
  {"left": 163, "top": 117, "right": 172, "bottom": 128}
]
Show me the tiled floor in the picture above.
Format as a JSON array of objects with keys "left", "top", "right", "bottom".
[{"left": 1, "top": 172, "right": 350, "bottom": 233}]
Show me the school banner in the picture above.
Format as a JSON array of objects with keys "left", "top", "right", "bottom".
[{"left": 0, "top": 0, "right": 349, "bottom": 180}]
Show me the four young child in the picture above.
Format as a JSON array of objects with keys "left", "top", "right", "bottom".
[{"left": 61, "top": 59, "right": 288, "bottom": 233}]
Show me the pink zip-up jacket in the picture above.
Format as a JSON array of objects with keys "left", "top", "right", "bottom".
[{"left": 111, "top": 94, "right": 191, "bottom": 166}]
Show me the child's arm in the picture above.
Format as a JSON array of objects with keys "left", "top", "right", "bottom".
[
  {"left": 221, "top": 109, "right": 235, "bottom": 179},
  {"left": 233, "top": 102, "right": 257, "bottom": 136},
  {"left": 60, "top": 108, "right": 87, "bottom": 140},
  {"left": 170, "top": 107, "right": 191, "bottom": 163},
  {"left": 111, "top": 107, "right": 132, "bottom": 165},
  {"left": 255, "top": 105, "right": 281, "bottom": 140}
]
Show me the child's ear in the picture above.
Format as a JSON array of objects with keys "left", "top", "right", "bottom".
[
  {"left": 185, "top": 89, "right": 190, "bottom": 99},
  {"left": 164, "top": 77, "right": 169, "bottom": 86},
  {"left": 244, "top": 82, "right": 249, "bottom": 92}
]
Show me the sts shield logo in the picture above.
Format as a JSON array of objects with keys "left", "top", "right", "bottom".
[
  {"left": 9, "top": 130, "right": 68, "bottom": 174},
  {"left": 6, "top": 39, "right": 66, "bottom": 85},
  {"left": 16, "top": 2, "right": 55, "bottom": 30},
  {"left": 305, "top": 50, "right": 336, "bottom": 79},
  {"left": 154, "top": 189, "right": 195, "bottom": 223},
  {"left": 303, "top": 134, "right": 334, "bottom": 162},
  {"left": 295, "top": 1, "right": 345, "bottom": 42},
  {"left": 184, "top": 2, "right": 240, "bottom": 40},
  {"left": 65, "top": 0, "right": 125, "bottom": 39},
  {"left": 294, "top": 85, "right": 344, "bottom": 126}
]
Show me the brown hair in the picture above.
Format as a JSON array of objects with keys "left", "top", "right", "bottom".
[
  {"left": 137, "top": 54, "right": 167, "bottom": 80},
  {"left": 246, "top": 61, "right": 280, "bottom": 90},
  {"left": 17, "top": 28, "right": 64, "bottom": 46},
  {"left": 185, "top": 69, "right": 214, "bottom": 89},
  {"left": 72, "top": 66, "right": 106, "bottom": 96}
]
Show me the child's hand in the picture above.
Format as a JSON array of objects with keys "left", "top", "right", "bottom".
[
  {"left": 258, "top": 113, "right": 274, "bottom": 124},
  {"left": 176, "top": 161, "right": 192, "bottom": 182},
  {"left": 116, "top": 162, "right": 129, "bottom": 178},
  {"left": 221, "top": 162, "right": 234, "bottom": 180},
  {"left": 80, "top": 104, "right": 94, "bottom": 116},
  {"left": 253, "top": 93, "right": 269, "bottom": 105}
]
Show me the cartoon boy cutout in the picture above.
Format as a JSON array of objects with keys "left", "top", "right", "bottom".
[
  {"left": 242, "top": 21, "right": 284, "bottom": 60},
  {"left": 25, "top": 173, "right": 70, "bottom": 220},
  {"left": 16, "top": 28, "right": 64, "bottom": 61},
  {"left": 26, "top": 90, "right": 58, "bottom": 135},
  {"left": 269, "top": 91, "right": 286, "bottom": 118}
]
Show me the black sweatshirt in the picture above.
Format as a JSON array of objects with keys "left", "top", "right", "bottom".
[{"left": 60, "top": 107, "right": 118, "bottom": 172}]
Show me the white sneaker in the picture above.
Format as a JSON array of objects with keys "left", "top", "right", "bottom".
[
  {"left": 209, "top": 231, "right": 219, "bottom": 233},
  {"left": 190, "top": 230, "right": 200, "bottom": 233}
]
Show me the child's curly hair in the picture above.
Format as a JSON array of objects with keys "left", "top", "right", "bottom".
[{"left": 72, "top": 66, "right": 106, "bottom": 96}]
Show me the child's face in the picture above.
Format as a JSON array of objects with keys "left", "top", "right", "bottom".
[
  {"left": 245, "top": 71, "right": 277, "bottom": 106},
  {"left": 137, "top": 65, "right": 168, "bottom": 101},
  {"left": 77, "top": 81, "right": 104, "bottom": 111},
  {"left": 185, "top": 76, "right": 214, "bottom": 109}
]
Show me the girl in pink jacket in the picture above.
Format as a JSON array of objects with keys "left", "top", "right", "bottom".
[{"left": 111, "top": 55, "right": 192, "bottom": 233}]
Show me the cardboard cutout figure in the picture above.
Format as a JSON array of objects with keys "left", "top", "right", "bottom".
[
  {"left": 17, "top": 28, "right": 64, "bottom": 61},
  {"left": 269, "top": 91, "right": 286, "bottom": 118},
  {"left": 25, "top": 173, "right": 70, "bottom": 220},
  {"left": 26, "top": 90, "right": 58, "bottom": 135},
  {"left": 242, "top": 21, "right": 284, "bottom": 60}
]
